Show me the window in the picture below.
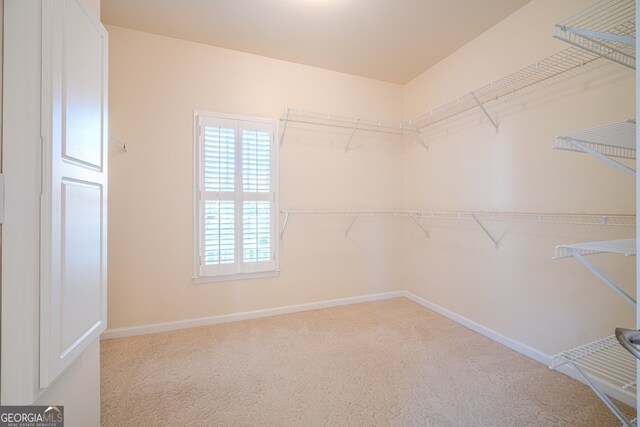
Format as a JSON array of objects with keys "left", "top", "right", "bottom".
[{"left": 194, "top": 111, "right": 278, "bottom": 280}]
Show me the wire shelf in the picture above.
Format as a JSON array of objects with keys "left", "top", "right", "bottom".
[
  {"left": 280, "top": 108, "right": 417, "bottom": 135},
  {"left": 281, "top": 210, "right": 404, "bottom": 217},
  {"left": 281, "top": 210, "right": 635, "bottom": 225},
  {"left": 554, "top": 0, "right": 636, "bottom": 69},
  {"left": 404, "top": 211, "right": 636, "bottom": 228},
  {"left": 405, "top": 47, "right": 603, "bottom": 130},
  {"left": 554, "top": 238, "right": 636, "bottom": 258},
  {"left": 552, "top": 336, "right": 637, "bottom": 392},
  {"left": 555, "top": 120, "right": 636, "bottom": 159}
]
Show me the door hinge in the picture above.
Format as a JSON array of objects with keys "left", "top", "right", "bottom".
[{"left": 0, "top": 173, "right": 5, "bottom": 224}]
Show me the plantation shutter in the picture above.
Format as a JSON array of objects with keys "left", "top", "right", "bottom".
[{"left": 197, "top": 114, "right": 276, "bottom": 278}]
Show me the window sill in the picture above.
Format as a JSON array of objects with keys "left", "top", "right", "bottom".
[{"left": 192, "top": 270, "right": 280, "bottom": 284}]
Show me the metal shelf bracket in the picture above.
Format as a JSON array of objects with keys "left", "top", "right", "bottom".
[
  {"left": 279, "top": 108, "right": 290, "bottom": 146},
  {"left": 561, "top": 26, "right": 635, "bottom": 46},
  {"left": 470, "top": 91, "right": 499, "bottom": 133},
  {"left": 562, "top": 137, "right": 636, "bottom": 177},
  {"left": 345, "top": 119, "right": 359, "bottom": 153},
  {"left": 280, "top": 211, "right": 290, "bottom": 240},
  {"left": 571, "top": 364, "right": 634, "bottom": 427},
  {"left": 415, "top": 133, "right": 429, "bottom": 151},
  {"left": 471, "top": 214, "right": 500, "bottom": 248},
  {"left": 569, "top": 249, "right": 636, "bottom": 307},
  {"left": 345, "top": 215, "right": 359, "bottom": 237},
  {"left": 410, "top": 216, "right": 430, "bottom": 238}
]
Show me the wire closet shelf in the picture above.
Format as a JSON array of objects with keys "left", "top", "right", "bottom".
[
  {"left": 405, "top": 46, "right": 603, "bottom": 131},
  {"left": 279, "top": 108, "right": 418, "bottom": 136},
  {"left": 554, "top": 120, "right": 636, "bottom": 176},
  {"left": 554, "top": 0, "right": 636, "bottom": 69},
  {"left": 551, "top": 335, "right": 637, "bottom": 426},
  {"left": 555, "top": 120, "right": 636, "bottom": 158},
  {"left": 280, "top": 210, "right": 635, "bottom": 228},
  {"left": 554, "top": 238, "right": 636, "bottom": 259}
]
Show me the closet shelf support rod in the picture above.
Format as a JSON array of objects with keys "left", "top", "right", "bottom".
[
  {"left": 562, "top": 137, "right": 636, "bottom": 177},
  {"left": 568, "top": 363, "right": 634, "bottom": 427},
  {"left": 560, "top": 26, "right": 635, "bottom": 46},
  {"left": 471, "top": 214, "right": 499, "bottom": 248},
  {"left": 280, "top": 211, "right": 290, "bottom": 240},
  {"left": 470, "top": 91, "right": 498, "bottom": 133},
  {"left": 279, "top": 108, "right": 290, "bottom": 146},
  {"left": 569, "top": 250, "right": 636, "bottom": 308},
  {"left": 345, "top": 119, "right": 359, "bottom": 153},
  {"left": 410, "top": 216, "right": 429, "bottom": 237},
  {"left": 345, "top": 215, "right": 359, "bottom": 237}
]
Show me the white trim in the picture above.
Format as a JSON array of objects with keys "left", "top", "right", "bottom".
[
  {"left": 192, "top": 270, "right": 280, "bottom": 284},
  {"left": 401, "top": 291, "right": 636, "bottom": 409},
  {"left": 101, "top": 291, "right": 405, "bottom": 340},
  {"left": 1, "top": 0, "right": 44, "bottom": 405},
  {"left": 401, "top": 291, "right": 549, "bottom": 364}
]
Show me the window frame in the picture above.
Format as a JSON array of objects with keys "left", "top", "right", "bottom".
[{"left": 193, "top": 110, "right": 279, "bottom": 283}]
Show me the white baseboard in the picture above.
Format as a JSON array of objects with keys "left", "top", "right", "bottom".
[
  {"left": 401, "top": 291, "right": 550, "bottom": 365},
  {"left": 402, "top": 290, "right": 636, "bottom": 409},
  {"left": 101, "top": 291, "right": 405, "bottom": 340}
]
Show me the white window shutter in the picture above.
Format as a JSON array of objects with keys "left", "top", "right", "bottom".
[{"left": 196, "top": 114, "right": 276, "bottom": 278}]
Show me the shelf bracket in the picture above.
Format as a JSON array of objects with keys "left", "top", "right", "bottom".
[
  {"left": 561, "top": 26, "right": 635, "bottom": 46},
  {"left": 345, "top": 119, "right": 359, "bottom": 153},
  {"left": 562, "top": 137, "right": 636, "bottom": 177},
  {"left": 569, "top": 363, "right": 634, "bottom": 427},
  {"left": 570, "top": 250, "right": 636, "bottom": 308},
  {"left": 279, "top": 108, "right": 290, "bottom": 147},
  {"left": 410, "top": 216, "right": 429, "bottom": 237},
  {"left": 345, "top": 215, "right": 359, "bottom": 237},
  {"left": 280, "top": 211, "right": 290, "bottom": 240},
  {"left": 415, "top": 133, "right": 429, "bottom": 152},
  {"left": 471, "top": 214, "right": 499, "bottom": 249},
  {"left": 470, "top": 91, "right": 498, "bottom": 133}
]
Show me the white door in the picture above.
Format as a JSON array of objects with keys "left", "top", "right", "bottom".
[{"left": 39, "top": 0, "right": 108, "bottom": 387}]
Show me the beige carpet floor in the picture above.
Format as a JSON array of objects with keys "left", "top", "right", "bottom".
[{"left": 101, "top": 297, "right": 633, "bottom": 426}]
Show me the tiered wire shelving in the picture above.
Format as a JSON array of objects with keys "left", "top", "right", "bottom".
[
  {"left": 279, "top": 108, "right": 418, "bottom": 152},
  {"left": 554, "top": 120, "right": 636, "bottom": 176},
  {"left": 554, "top": 0, "right": 636, "bottom": 69},
  {"left": 405, "top": 46, "right": 603, "bottom": 132},
  {"left": 550, "top": 2, "right": 637, "bottom": 422},
  {"left": 551, "top": 335, "right": 637, "bottom": 426}
]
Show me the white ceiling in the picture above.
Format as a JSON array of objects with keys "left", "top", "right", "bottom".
[{"left": 101, "top": 0, "right": 532, "bottom": 85}]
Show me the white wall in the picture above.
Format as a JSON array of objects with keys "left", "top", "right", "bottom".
[
  {"left": 106, "top": 26, "right": 405, "bottom": 328},
  {"left": 106, "top": 0, "right": 635, "bottom": 362},
  {"left": 402, "top": 0, "right": 635, "bottom": 354}
]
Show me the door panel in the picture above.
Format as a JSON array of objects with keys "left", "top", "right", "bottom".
[
  {"left": 60, "top": 179, "right": 103, "bottom": 352},
  {"left": 40, "top": 0, "right": 107, "bottom": 387},
  {"left": 63, "top": 0, "right": 103, "bottom": 169}
]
